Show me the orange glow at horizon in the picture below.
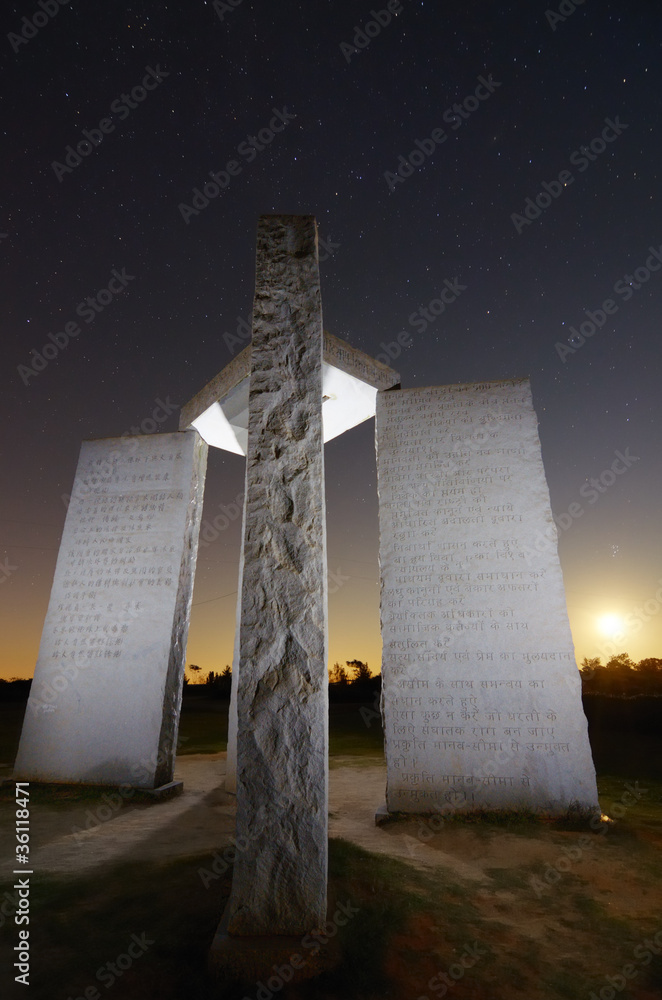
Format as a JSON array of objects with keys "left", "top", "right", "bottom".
[
  {"left": 2, "top": 435, "right": 661, "bottom": 682},
  {"left": 4, "top": 569, "right": 662, "bottom": 683}
]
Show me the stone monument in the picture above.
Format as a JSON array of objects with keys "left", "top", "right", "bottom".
[
  {"left": 222, "top": 214, "right": 329, "bottom": 935},
  {"left": 179, "top": 256, "right": 400, "bottom": 800},
  {"left": 197, "top": 217, "right": 400, "bottom": 968},
  {"left": 13, "top": 212, "right": 599, "bottom": 972},
  {"left": 14, "top": 431, "right": 207, "bottom": 789},
  {"left": 376, "top": 381, "right": 599, "bottom": 816}
]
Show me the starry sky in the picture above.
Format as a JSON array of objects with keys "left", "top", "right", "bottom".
[{"left": 2, "top": 0, "right": 661, "bottom": 681}]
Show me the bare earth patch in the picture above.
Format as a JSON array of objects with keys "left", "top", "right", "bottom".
[{"left": 1, "top": 755, "right": 661, "bottom": 1000}]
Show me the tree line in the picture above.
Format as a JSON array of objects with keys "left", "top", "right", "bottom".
[
  {"left": 329, "top": 660, "right": 373, "bottom": 684},
  {"left": 185, "top": 659, "right": 375, "bottom": 687},
  {"left": 182, "top": 659, "right": 379, "bottom": 702},
  {"left": 580, "top": 653, "right": 662, "bottom": 697}
]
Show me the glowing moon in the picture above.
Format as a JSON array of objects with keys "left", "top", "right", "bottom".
[{"left": 598, "top": 613, "right": 624, "bottom": 639}]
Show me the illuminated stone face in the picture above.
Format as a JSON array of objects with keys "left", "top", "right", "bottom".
[
  {"left": 180, "top": 334, "right": 400, "bottom": 455},
  {"left": 13, "top": 431, "right": 207, "bottom": 789},
  {"left": 376, "top": 380, "right": 599, "bottom": 817},
  {"left": 224, "top": 215, "right": 329, "bottom": 936},
  {"left": 180, "top": 245, "right": 400, "bottom": 803}
]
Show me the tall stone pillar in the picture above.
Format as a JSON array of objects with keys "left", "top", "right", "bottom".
[
  {"left": 225, "top": 215, "right": 328, "bottom": 936},
  {"left": 225, "top": 485, "right": 247, "bottom": 795}
]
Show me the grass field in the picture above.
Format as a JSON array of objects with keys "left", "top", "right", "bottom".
[
  {"left": 2, "top": 693, "right": 660, "bottom": 774},
  {"left": 0, "top": 777, "right": 661, "bottom": 1000},
  {"left": 1, "top": 696, "right": 660, "bottom": 999},
  {"left": 0, "top": 697, "right": 386, "bottom": 768}
]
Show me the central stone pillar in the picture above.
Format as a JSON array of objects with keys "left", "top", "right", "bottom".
[{"left": 225, "top": 215, "right": 328, "bottom": 936}]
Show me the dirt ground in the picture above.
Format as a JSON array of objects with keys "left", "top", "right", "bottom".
[
  {"left": 2, "top": 754, "right": 658, "bottom": 915},
  {"left": 0, "top": 754, "right": 571, "bottom": 882},
  {"left": 1, "top": 755, "right": 662, "bottom": 1000},
  {"left": 3, "top": 754, "right": 417, "bottom": 878}
]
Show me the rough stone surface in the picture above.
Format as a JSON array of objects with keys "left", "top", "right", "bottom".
[
  {"left": 180, "top": 332, "right": 399, "bottom": 433},
  {"left": 225, "top": 215, "right": 328, "bottom": 936},
  {"left": 376, "top": 381, "right": 599, "bottom": 816},
  {"left": 209, "top": 909, "right": 339, "bottom": 985},
  {"left": 14, "top": 431, "right": 207, "bottom": 788},
  {"left": 322, "top": 331, "right": 400, "bottom": 389},
  {"left": 221, "top": 359, "right": 398, "bottom": 796},
  {"left": 224, "top": 484, "right": 247, "bottom": 795},
  {"left": 180, "top": 346, "right": 252, "bottom": 432}
]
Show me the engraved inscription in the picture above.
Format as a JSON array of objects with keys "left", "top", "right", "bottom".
[
  {"left": 14, "top": 432, "right": 207, "bottom": 789},
  {"left": 376, "top": 381, "right": 599, "bottom": 814}
]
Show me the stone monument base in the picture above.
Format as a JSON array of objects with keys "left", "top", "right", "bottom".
[
  {"left": 208, "top": 906, "right": 340, "bottom": 987},
  {"left": 2, "top": 778, "right": 184, "bottom": 799},
  {"left": 138, "top": 780, "right": 184, "bottom": 800},
  {"left": 375, "top": 802, "right": 390, "bottom": 826}
]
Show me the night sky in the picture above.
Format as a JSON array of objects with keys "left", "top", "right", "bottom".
[{"left": 2, "top": 0, "right": 661, "bottom": 681}]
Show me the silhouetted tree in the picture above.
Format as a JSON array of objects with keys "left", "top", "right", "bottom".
[
  {"left": 187, "top": 664, "right": 202, "bottom": 684},
  {"left": 636, "top": 657, "right": 662, "bottom": 675},
  {"left": 580, "top": 652, "right": 662, "bottom": 696},
  {"left": 347, "top": 660, "right": 371, "bottom": 683},
  {"left": 329, "top": 662, "right": 349, "bottom": 684},
  {"left": 606, "top": 652, "right": 635, "bottom": 670}
]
